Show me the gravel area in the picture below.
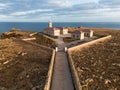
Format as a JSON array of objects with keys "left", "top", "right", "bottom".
[
  {"left": 71, "top": 29, "right": 120, "bottom": 90},
  {"left": 0, "top": 39, "right": 52, "bottom": 90}
]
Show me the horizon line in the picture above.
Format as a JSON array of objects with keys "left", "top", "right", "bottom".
[{"left": 0, "top": 21, "right": 120, "bottom": 23}]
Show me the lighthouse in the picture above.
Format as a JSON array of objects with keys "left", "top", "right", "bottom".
[{"left": 48, "top": 21, "right": 52, "bottom": 28}]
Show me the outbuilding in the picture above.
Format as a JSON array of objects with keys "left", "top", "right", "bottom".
[
  {"left": 71, "top": 30, "right": 85, "bottom": 40},
  {"left": 82, "top": 29, "right": 94, "bottom": 37}
]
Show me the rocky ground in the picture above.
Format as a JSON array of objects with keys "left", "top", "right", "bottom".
[
  {"left": 0, "top": 38, "right": 52, "bottom": 90},
  {"left": 71, "top": 29, "right": 120, "bottom": 90},
  {"left": 1, "top": 28, "right": 35, "bottom": 39}
]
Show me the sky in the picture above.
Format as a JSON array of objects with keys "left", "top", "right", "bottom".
[{"left": 0, "top": 0, "right": 120, "bottom": 22}]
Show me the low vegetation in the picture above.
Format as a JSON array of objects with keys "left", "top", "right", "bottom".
[
  {"left": 41, "top": 32, "right": 58, "bottom": 39},
  {"left": 1, "top": 28, "right": 35, "bottom": 39},
  {"left": 0, "top": 39, "right": 52, "bottom": 90},
  {"left": 63, "top": 37, "right": 79, "bottom": 43},
  {"left": 33, "top": 33, "right": 57, "bottom": 48},
  {"left": 1, "top": 32, "right": 23, "bottom": 39},
  {"left": 71, "top": 29, "right": 120, "bottom": 90}
]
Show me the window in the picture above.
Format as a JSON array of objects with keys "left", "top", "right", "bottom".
[
  {"left": 87, "top": 33, "right": 89, "bottom": 36},
  {"left": 72, "top": 34, "right": 75, "bottom": 37},
  {"left": 77, "top": 35, "right": 79, "bottom": 38}
]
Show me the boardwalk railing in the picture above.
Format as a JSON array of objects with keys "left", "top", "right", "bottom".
[
  {"left": 67, "top": 52, "right": 82, "bottom": 90},
  {"left": 44, "top": 50, "right": 56, "bottom": 90}
]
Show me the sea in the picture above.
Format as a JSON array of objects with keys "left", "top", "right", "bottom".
[{"left": 0, "top": 22, "right": 120, "bottom": 33}]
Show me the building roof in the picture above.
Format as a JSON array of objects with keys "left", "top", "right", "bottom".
[
  {"left": 56, "top": 27, "right": 63, "bottom": 30},
  {"left": 72, "top": 30, "right": 84, "bottom": 34},
  {"left": 44, "top": 27, "right": 59, "bottom": 31},
  {"left": 44, "top": 27, "right": 53, "bottom": 31},
  {"left": 44, "top": 27, "right": 67, "bottom": 31},
  {"left": 81, "top": 29, "right": 93, "bottom": 32},
  {"left": 56, "top": 27, "right": 67, "bottom": 30}
]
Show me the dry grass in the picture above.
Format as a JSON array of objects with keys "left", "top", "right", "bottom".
[
  {"left": 0, "top": 39, "right": 52, "bottom": 90},
  {"left": 1, "top": 28, "right": 35, "bottom": 39},
  {"left": 71, "top": 28, "right": 120, "bottom": 90},
  {"left": 32, "top": 33, "right": 57, "bottom": 48},
  {"left": 41, "top": 32, "right": 58, "bottom": 39},
  {"left": 63, "top": 37, "right": 79, "bottom": 43}
]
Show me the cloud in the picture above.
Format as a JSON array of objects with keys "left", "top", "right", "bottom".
[
  {"left": 72, "top": 2, "right": 100, "bottom": 10},
  {"left": 10, "top": 9, "right": 53, "bottom": 16},
  {"left": 0, "top": 15, "right": 7, "bottom": 18},
  {"left": 99, "top": 0, "right": 120, "bottom": 8},
  {"left": 0, "top": 3, "right": 11, "bottom": 9},
  {"left": 0, "top": 3, "right": 7, "bottom": 7},
  {"left": 48, "top": 0, "right": 72, "bottom": 7},
  {"left": 0, "top": 14, "right": 14, "bottom": 19},
  {"left": 0, "top": 0, "right": 120, "bottom": 22}
]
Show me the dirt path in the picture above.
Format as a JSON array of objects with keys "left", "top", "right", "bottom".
[{"left": 51, "top": 36, "right": 74, "bottom": 90}]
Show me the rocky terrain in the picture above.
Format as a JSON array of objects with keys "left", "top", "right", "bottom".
[
  {"left": 1, "top": 28, "right": 35, "bottom": 39},
  {"left": 0, "top": 38, "right": 52, "bottom": 90},
  {"left": 71, "top": 29, "right": 120, "bottom": 90}
]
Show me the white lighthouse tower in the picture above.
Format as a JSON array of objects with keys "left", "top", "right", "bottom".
[{"left": 48, "top": 20, "right": 52, "bottom": 28}]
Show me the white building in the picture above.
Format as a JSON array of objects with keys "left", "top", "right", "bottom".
[
  {"left": 71, "top": 30, "right": 85, "bottom": 40},
  {"left": 44, "top": 22, "right": 68, "bottom": 36},
  {"left": 83, "top": 29, "right": 94, "bottom": 37},
  {"left": 71, "top": 29, "right": 94, "bottom": 40},
  {"left": 44, "top": 27, "right": 60, "bottom": 36}
]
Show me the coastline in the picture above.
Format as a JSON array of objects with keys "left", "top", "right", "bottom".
[
  {"left": 0, "top": 22, "right": 120, "bottom": 33},
  {"left": 0, "top": 27, "right": 119, "bottom": 89}
]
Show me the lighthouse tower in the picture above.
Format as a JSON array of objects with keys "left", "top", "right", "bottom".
[{"left": 48, "top": 21, "right": 52, "bottom": 28}]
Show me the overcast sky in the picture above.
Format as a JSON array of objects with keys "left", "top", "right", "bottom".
[{"left": 0, "top": 0, "right": 120, "bottom": 22}]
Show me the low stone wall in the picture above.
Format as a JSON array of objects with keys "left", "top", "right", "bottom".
[
  {"left": 69, "top": 35, "right": 111, "bottom": 52},
  {"left": 44, "top": 50, "right": 56, "bottom": 90},
  {"left": 22, "top": 37, "right": 36, "bottom": 41},
  {"left": 67, "top": 52, "right": 82, "bottom": 90},
  {"left": 67, "top": 35, "right": 112, "bottom": 90}
]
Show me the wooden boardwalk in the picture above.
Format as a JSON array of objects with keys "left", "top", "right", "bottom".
[{"left": 51, "top": 36, "right": 74, "bottom": 90}]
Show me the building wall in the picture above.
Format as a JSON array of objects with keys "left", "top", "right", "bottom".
[
  {"left": 44, "top": 30, "right": 54, "bottom": 36},
  {"left": 84, "top": 32, "right": 89, "bottom": 37},
  {"left": 62, "top": 29, "right": 68, "bottom": 34},
  {"left": 72, "top": 33, "right": 85, "bottom": 40},
  {"left": 80, "top": 33, "right": 84, "bottom": 40},
  {"left": 72, "top": 34, "right": 80, "bottom": 39},
  {"left": 84, "top": 31, "right": 93, "bottom": 37},
  {"left": 44, "top": 30, "right": 60, "bottom": 36},
  {"left": 72, "top": 33, "right": 78, "bottom": 39},
  {"left": 54, "top": 30, "right": 60, "bottom": 36},
  {"left": 60, "top": 28, "right": 68, "bottom": 34},
  {"left": 90, "top": 31, "right": 93, "bottom": 37}
]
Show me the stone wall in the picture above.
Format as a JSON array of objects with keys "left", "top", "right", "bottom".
[
  {"left": 67, "top": 52, "right": 82, "bottom": 90},
  {"left": 67, "top": 35, "right": 112, "bottom": 90},
  {"left": 69, "top": 35, "right": 111, "bottom": 52},
  {"left": 22, "top": 37, "right": 36, "bottom": 41},
  {"left": 44, "top": 50, "right": 56, "bottom": 90}
]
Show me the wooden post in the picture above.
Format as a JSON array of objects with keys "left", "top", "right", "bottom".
[
  {"left": 65, "top": 47, "right": 67, "bottom": 52},
  {"left": 55, "top": 47, "right": 58, "bottom": 52}
]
